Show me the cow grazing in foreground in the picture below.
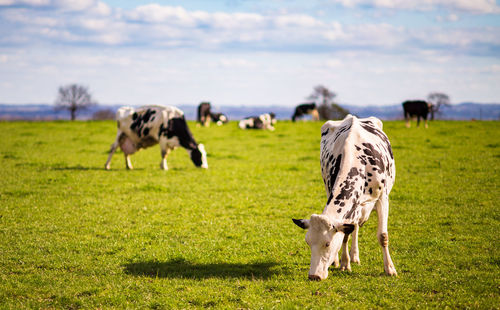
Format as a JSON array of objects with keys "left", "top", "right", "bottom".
[
  {"left": 293, "top": 115, "right": 397, "bottom": 280},
  {"left": 197, "top": 102, "right": 212, "bottom": 127},
  {"left": 105, "top": 105, "right": 208, "bottom": 170},
  {"left": 210, "top": 112, "right": 229, "bottom": 126},
  {"left": 292, "top": 103, "right": 319, "bottom": 122},
  {"left": 402, "top": 100, "right": 432, "bottom": 128},
  {"left": 238, "top": 113, "right": 277, "bottom": 131}
]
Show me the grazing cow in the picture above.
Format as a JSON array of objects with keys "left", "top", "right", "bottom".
[
  {"left": 293, "top": 115, "right": 397, "bottom": 280},
  {"left": 238, "top": 113, "right": 276, "bottom": 131},
  {"left": 197, "top": 102, "right": 212, "bottom": 127},
  {"left": 292, "top": 103, "right": 319, "bottom": 122},
  {"left": 210, "top": 112, "right": 229, "bottom": 126},
  {"left": 402, "top": 100, "right": 433, "bottom": 128},
  {"left": 105, "top": 105, "right": 208, "bottom": 170}
]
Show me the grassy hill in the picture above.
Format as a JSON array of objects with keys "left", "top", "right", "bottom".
[{"left": 0, "top": 120, "right": 498, "bottom": 308}]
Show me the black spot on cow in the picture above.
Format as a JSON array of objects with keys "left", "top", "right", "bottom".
[
  {"left": 143, "top": 127, "right": 150, "bottom": 136},
  {"left": 130, "top": 109, "right": 156, "bottom": 137},
  {"left": 321, "top": 129, "right": 329, "bottom": 136},
  {"left": 369, "top": 188, "right": 373, "bottom": 195},
  {"left": 337, "top": 209, "right": 342, "bottom": 213},
  {"left": 348, "top": 167, "right": 359, "bottom": 178},
  {"left": 367, "top": 172, "right": 372, "bottom": 177},
  {"left": 360, "top": 122, "right": 393, "bottom": 159}
]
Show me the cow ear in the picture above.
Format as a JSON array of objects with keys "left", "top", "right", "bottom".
[
  {"left": 292, "top": 219, "right": 310, "bottom": 230},
  {"left": 332, "top": 221, "right": 355, "bottom": 235},
  {"left": 338, "top": 224, "right": 355, "bottom": 235}
]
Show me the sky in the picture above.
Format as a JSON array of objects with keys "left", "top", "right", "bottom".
[{"left": 0, "top": 0, "right": 499, "bottom": 107}]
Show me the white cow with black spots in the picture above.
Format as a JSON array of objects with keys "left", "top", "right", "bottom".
[
  {"left": 238, "top": 113, "right": 276, "bottom": 131},
  {"left": 293, "top": 115, "right": 397, "bottom": 280},
  {"left": 105, "top": 105, "right": 208, "bottom": 170}
]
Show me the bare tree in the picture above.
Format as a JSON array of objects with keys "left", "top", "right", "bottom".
[
  {"left": 308, "top": 85, "right": 349, "bottom": 120},
  {"left": 55, "top": 84, "right": 97, "bottom": 120},
  {"left": 427, "top": 92, "right": 451, "bottom": 120}
]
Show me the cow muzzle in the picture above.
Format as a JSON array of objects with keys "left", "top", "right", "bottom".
[{"left": 308, "top": 274, "right": 322, "bottom": 281}]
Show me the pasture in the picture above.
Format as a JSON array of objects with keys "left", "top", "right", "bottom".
[{"left": 0, "top": 119, "right": 498, "bottom": 309}]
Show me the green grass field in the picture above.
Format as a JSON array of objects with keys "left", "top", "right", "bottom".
[{"left": 0, "top": 119, "right": 499, "bottom": 309}]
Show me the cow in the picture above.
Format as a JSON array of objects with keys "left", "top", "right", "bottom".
[
  {"left": 104, "top": 105, "right": 208, "bottom": 170},
  {"left": 197, "top": 102, "right": 212, "bottom": 127},
  {"left": 238, "top": 113, "right": 276, "bottom": 131},
  {"left": 292, "top": 103, "right": 319, "bottom": 122},
  {"left": 402, "top": 100, "right": 433, "bottom": 128},
  {"left": 293, "top": 115, "right": 397, "bottom": 280},
  {"left": 210, "top": 112, "right": 229, "bottom": 126}
]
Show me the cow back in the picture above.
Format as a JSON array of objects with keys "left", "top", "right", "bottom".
[{"left": 320, "top": 115, "right": 395, "bottom": 219}]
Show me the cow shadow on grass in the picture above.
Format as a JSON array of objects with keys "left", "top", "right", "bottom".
[
  {"left": 50, "top": 165, "right": 145, "bottom": 171},
  {"left": 123, "top": 258, "right": 280, "bottom": 279}
]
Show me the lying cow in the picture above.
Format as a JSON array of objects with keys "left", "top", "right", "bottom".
[
  {"left": 402, "top": 100, "right": 432, "bottom": 128},
  {"left": 210, "top": 112, "right": 229, "bottom": 126},
  {"left": 292, "top": 103, "right": 319, "bottom": 122},
  {"left": 105, "top": 105, "right": 208, "bottom": 170},
  {"left": 293, "top": 115, "right": 397, "bottom": 280},
  {"left": 238, "top": 113, "right": 276, "bottom": 131}
]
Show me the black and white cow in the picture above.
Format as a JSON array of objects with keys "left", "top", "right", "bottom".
[
  {"left": 402, "top": 100, "right": 433, "bottom": 128},
  {"left": 210, "top": 112, "right": 229, "bottom": 126},
  {"left": 197, "top": 102, "right": 212, "bottom": 127},
  {"left": 292, "top": 103, "right": 319, "bottom": 122},
  {"left": 238, "top": 113, "right": 276, "bottom": 131},
  {"left": 293, "top": 115, "right": 397, "bottom": 280},
  {"left": 105, "top": 105, "right": 208, "bottom": 170}
]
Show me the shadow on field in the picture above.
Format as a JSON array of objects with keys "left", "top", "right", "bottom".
[
  {"left": 123, "top": 258, "right": 279, "bottom": 279},
  {"left": 50, "top": 165, "right": 145, "bottom": 171},
  {"left": 51, "top": 165, "right": 103, "bottom": 171}
]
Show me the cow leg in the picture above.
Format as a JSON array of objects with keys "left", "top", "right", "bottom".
[
  {"left": 124, "top": 154, "right": 133, "bottom": 170},
  {"left": 160, "top": 147, "right": 171, "bottom": 170},
  {"left": 376, "top": 195, "right": 397, "bottom": 276},
  {"left": 416, "top": 116, "right": 421, "bottom": 127},
  {"left": 350, "top": 224, "right": 360, "bottom": 264},
  {"left": 405, "top": 113, "right": 410, "bottom": 128},
  {"left": 340, "top": 234, "right": 351, "bottom": 271},
  {"left": 105, "top": 131, "right": 122, "bottom": 170}
]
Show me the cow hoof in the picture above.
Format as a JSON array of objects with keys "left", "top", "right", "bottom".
[
  {"left": 340, "top": 261, "right": 351, "bottom": 272},
  {"left": 104, "top": 165, "right": 111, "bottom": 170},
  {"left": 340, "top": 265, "right": 351, "bottom": 272},
  {"left": 385, "top": 266, "right": 398, "bottom": 276},
  {"left": 352, "top": 257, "right": 361, "bottom": 265}
]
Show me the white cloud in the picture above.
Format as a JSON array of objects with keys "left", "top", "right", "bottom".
[
  {"left": 218, "top": 58, "right": 256, "bottom": 68},
  {"left": 332, "top": 0, "right": 500, "bottom": 13}
]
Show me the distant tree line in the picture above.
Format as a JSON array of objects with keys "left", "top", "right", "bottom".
[{"left": 53, "top": 83, "right": 452, "bottom": 121}]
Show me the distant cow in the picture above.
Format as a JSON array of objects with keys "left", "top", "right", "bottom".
[
  {"left": 293, "top": 115, "right": 397, "bottom": 280},
  {"left": 402, "top": 100, "right": 433, "bottom": 128},
  {"left": 238, "top": 113, "right": 276, "bottom": 131},
  {"left": 292, "top": 103, "right": 319, "bottom": 122},
  {"left": 210, "top": 112, "right": 229, "bottom": 126},
  {"left": 105, "top": 105, "right": 208, "bottom": 170},
  {"left": 197, "top": 102, "right": 212, "bottom": 127}
]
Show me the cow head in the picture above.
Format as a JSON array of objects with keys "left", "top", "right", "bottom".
[
  {"left": 293, "top": 214, "right": 354, "bottom": 280},
  {"left": 190, "top": 143, "right": 208, "bottom": 169}
]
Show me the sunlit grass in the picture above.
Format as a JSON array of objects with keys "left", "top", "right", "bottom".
[{"left": 0, "top": 120, "right": 498, "bottom": 308}]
